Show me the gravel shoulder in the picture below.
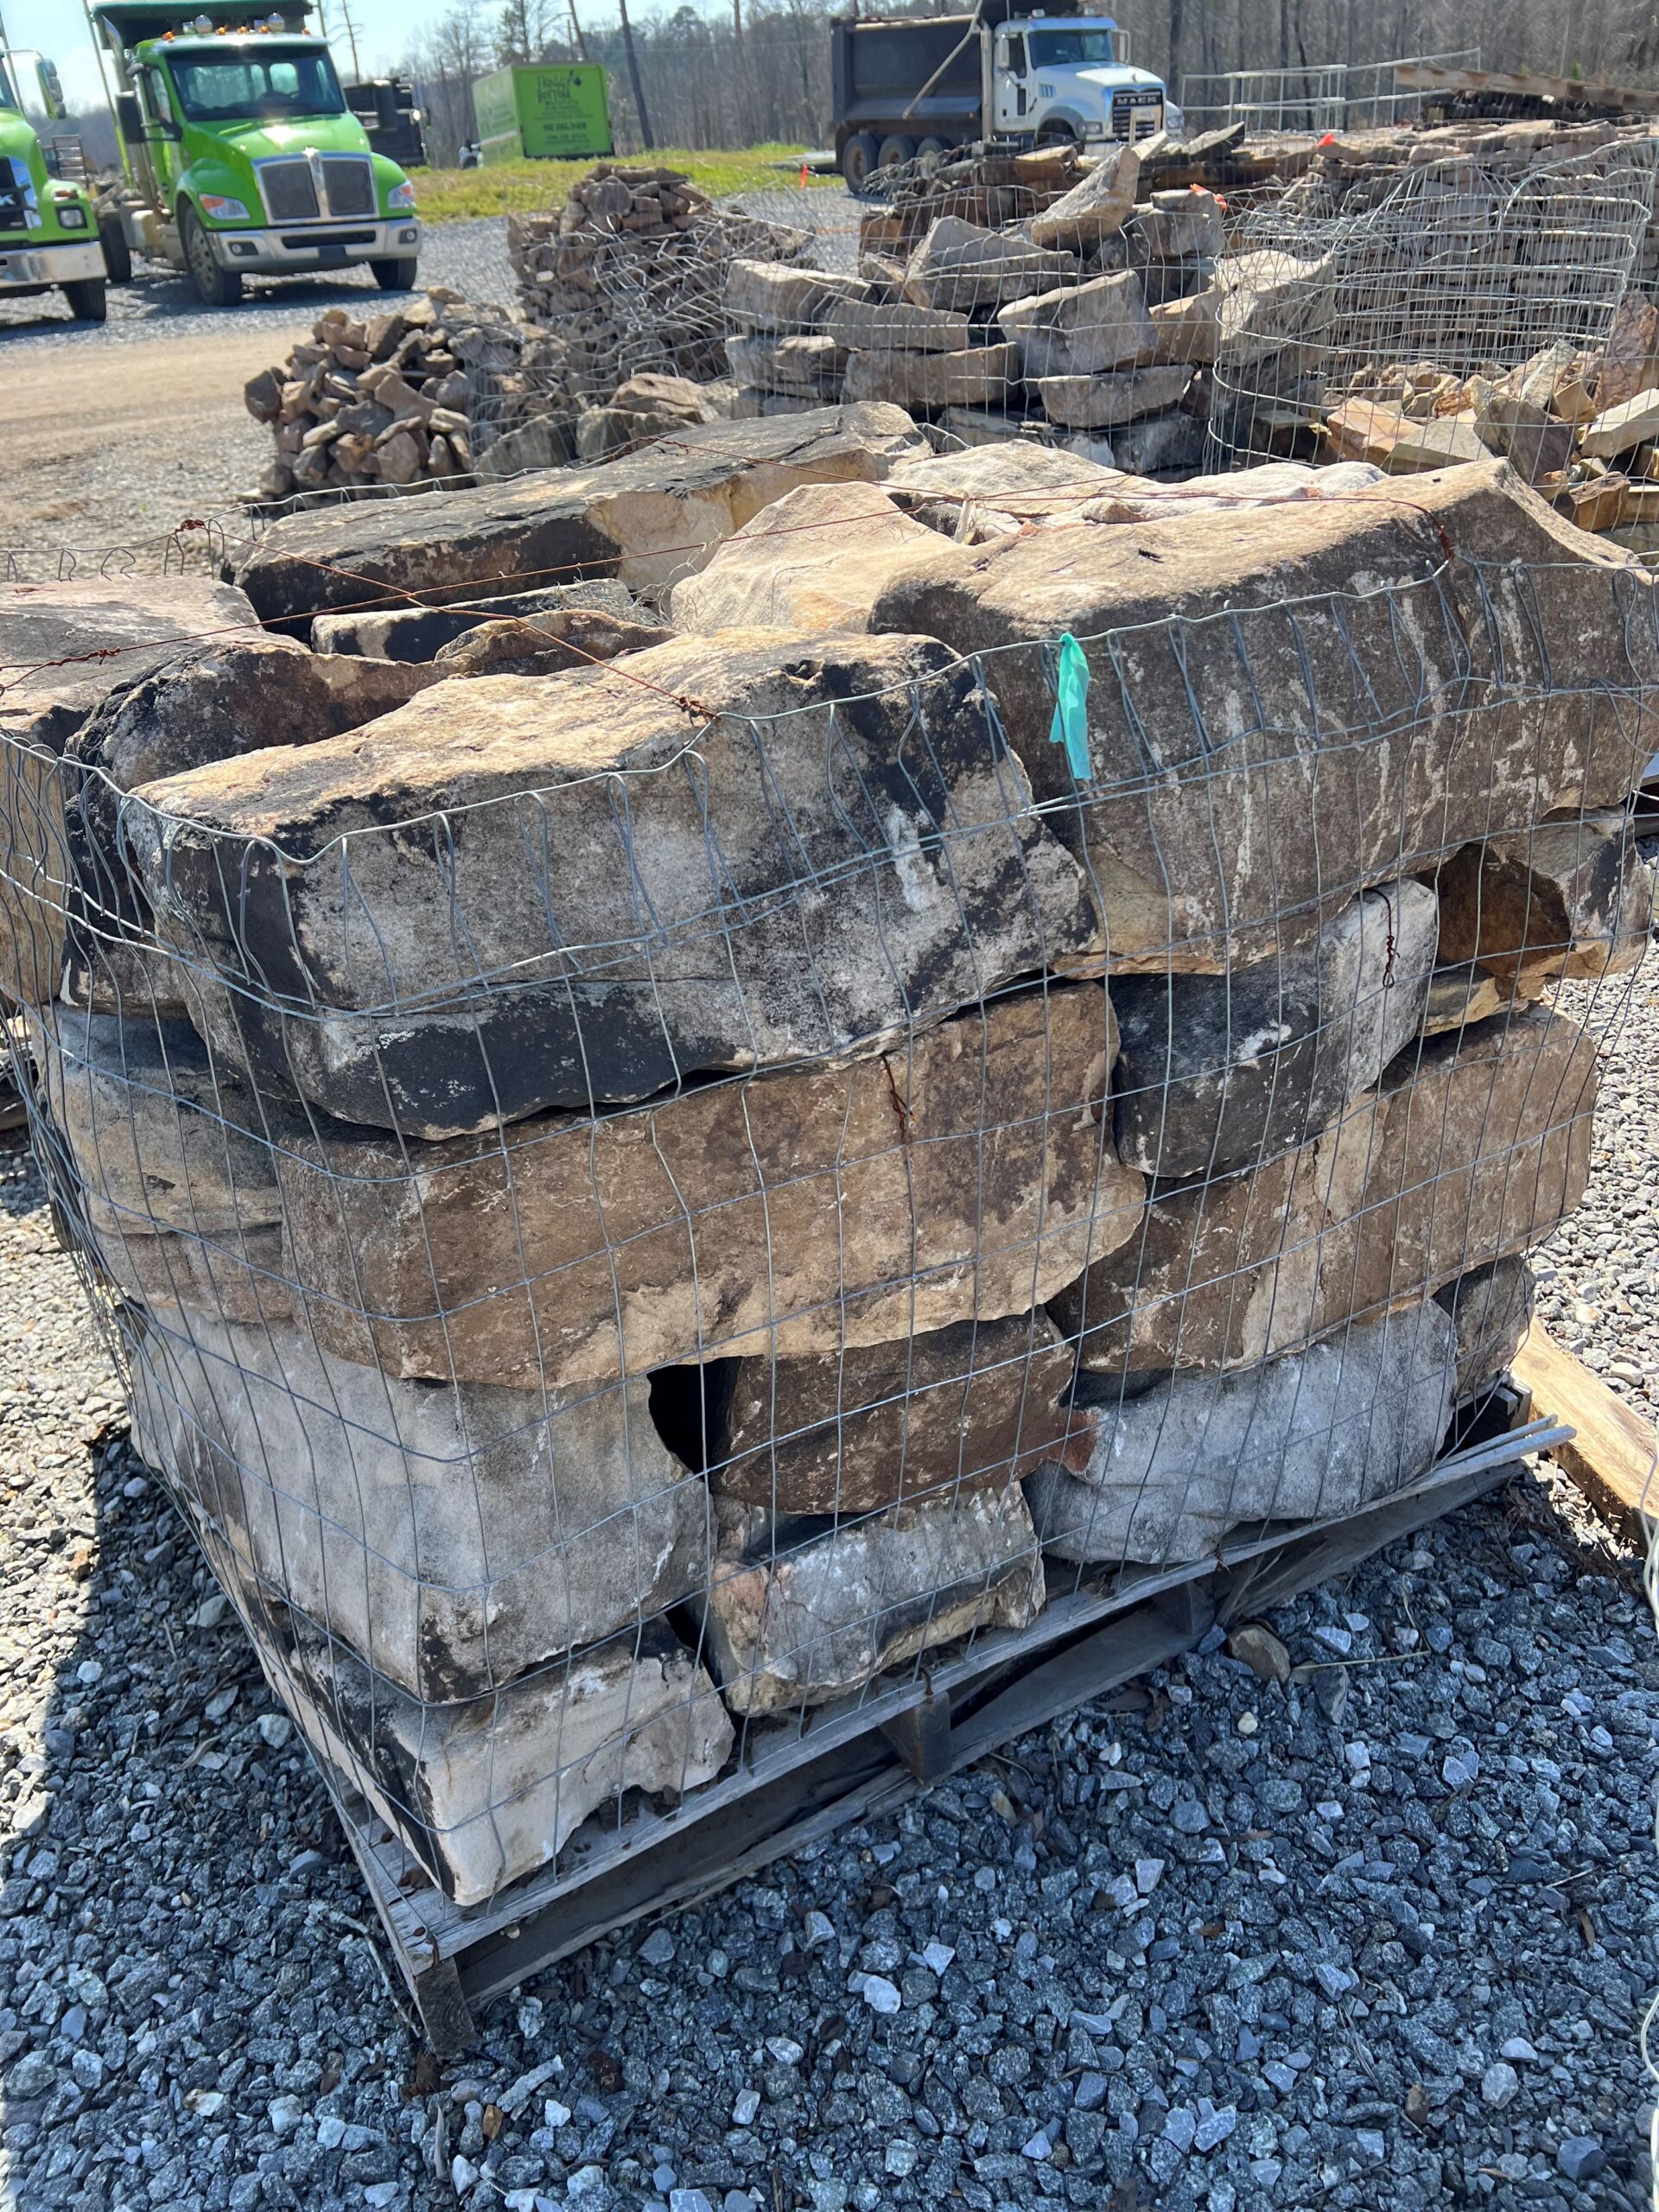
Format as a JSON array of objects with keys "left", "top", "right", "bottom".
[{"left": 1, "top": 938, "right": 1656, "bottom": 2211}]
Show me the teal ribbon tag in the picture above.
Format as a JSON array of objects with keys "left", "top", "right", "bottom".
[{"left": 1049, "top": 632, "right": 1092, "bottom": 783}]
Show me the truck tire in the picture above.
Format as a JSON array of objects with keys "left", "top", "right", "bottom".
[
  {"left": 370, "top": 257, "right": 419, "bottom": 291},
  {"left": 181, "top": 204, "right": 242, "bottom": 307},
  {"left": 62, "top": 277, "right": 106, "bottom": 321},
  {"left": 915, "top": 135, "right": 949, "bottom": 160},
  {"left": 876, "top": 134, "right": 915, "bottom": 168},
  {"left": 98, "top": 213, "right": 132, "bottom": 285},
  {"left": 841, "top": 131, "right": 879, "bottom": 191}
]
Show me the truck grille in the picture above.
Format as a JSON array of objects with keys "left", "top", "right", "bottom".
[
  {"left": 257, "top": 158, "right": 320, "bottom": 221},
  {"left": 320, "top": 156, "right": 375, "bottom": 216},
  {"left": 1110, "top": 89, "right": 1164, "bottom": 141}
]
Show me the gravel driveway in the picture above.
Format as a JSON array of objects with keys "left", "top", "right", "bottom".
[
  {"left": 2, "top": 929, "right": 1655, "bottom": 2212},
  {"left": 0, "top": 219, "right": 518, "bottom": 347}
]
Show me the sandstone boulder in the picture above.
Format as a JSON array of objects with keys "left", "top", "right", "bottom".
[
  {"left": 704, "top": 1483, "right": 1045, "bottom": 1716},
  {"left": 902, "top": 218, "right": 1078, "bottom": 312},
  {"left": 723, "top": 333, "right": 844, "bottom": 395},
  {"left": 126, "top": 632, "right": 1104, "bottom": 1135},
  {"left": 883, "top": 442, "right": 1123, "bottom": 537},
  {"left": 705, "top": 1312, "right": 1093, "bottom": 1515},
  {"left": 272, "top": 983, "right": 1142, "bottom": 1390},
  {"left": 92, "top": 1219, "right": 291, "bottom": 1327},
  {"left": 1109, "top": 880, "right": 1438, "bottom": 1178},
  {"left": 1036, "top": 365, "right": 1192, "bottom": 430},
  {"left": 427, "top": 607, "right": 674, "bottom": 677},
  {"left": 0, "top": 578, "right": 260, "bottom": 1006},
  {"left": 1149, "top": 289, "right": 1221, "bottom": 366},
  {"left": 1027, "top": 1299, "right": 1456, "bottom": 1566},
  {"left": 229, "top": 405, "right": 928, "bottom": 623},
  {"left": 1435, "top": 1254, "right": 1534, "bottom": 1401},
  {"left": 1128, "top": 189, "right": 1226, "bottom": 262},
  {"left": 1027, "top": 145, "right": 1141, "bottom": 251},
  {"left": 1434, "top": 811, "right": 1653, "bottom": 992},
  {"left": 870, "top": 459, "right": 1658, "bottom": 971},
  {"left": 668, "top": 485, "right": 944, "bottom": 634},
  {"left": 823, "top": 300, "right": 974, "bottom": 355},
  {"left": 998, "top": 270, "right": 1158, "bottom": 378},
  {"left": 726, "top": 258, "right": 871, "bottom": 330},
  {"left": 129, "top": 1306, "right": 706, "bottom": 1701},
  {"left": 842, "top": 343, "right": 1023, "bottom": 411},
  {"left": 1052, "top": 1007, "right": 1595, "bottom": 1376}
]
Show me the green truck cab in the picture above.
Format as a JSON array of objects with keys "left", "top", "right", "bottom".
[
  {"left": 0, "top": 44, "right": 109, "bottom": 321},
  {"left": 96, "top": 2, "right": 419, "bottom": 306}
]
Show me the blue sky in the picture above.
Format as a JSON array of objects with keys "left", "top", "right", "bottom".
[{"left": 8, "top": 0, "right": 556, "bottom": 107}]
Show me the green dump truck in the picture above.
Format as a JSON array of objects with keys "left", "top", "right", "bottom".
[
  {"left": 0, "top": 28, "right": 111, "bottom": 321},
  {"left": 94, "top": 0, "right": 420, "bottom": 306},
  {"left": 472, "top": 63, "right": 612, "bottom": 163}
]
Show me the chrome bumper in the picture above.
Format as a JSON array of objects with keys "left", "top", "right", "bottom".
[
  {"left": 0, "top": 239, "right": 105, "bottom": 289},
  {"left": 208, "top": 218, "right": 422, "bottom": 273}
]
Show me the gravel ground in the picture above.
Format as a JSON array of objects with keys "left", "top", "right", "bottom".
[
  {"left": 1, "top": 943, "right": 1656, "bottom": 2212},
  {"left": 0, "top": 220, "right": 518, "bottom": 348}
]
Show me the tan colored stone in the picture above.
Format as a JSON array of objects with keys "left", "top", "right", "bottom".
[
  {"left": 669, "top": 485, "right": 944, "bottom": 633},
  {"left": 842, "top": 342, "right": 1023, "bottom": 411},
  {"left": 871, "top": 458, "right": 1658, "bottom": 971},
  {"left": 707, "top": 1312, "right": 1095, "bottom": 1515},
  {"left": 1434, "top": 811, "right": 1654, "bottom": 991},
  {"left": 1051, "top": 1007, "right": 1596, "bottom": 1376},
  {"left": 1036, "top": 365, "right": 1192, "bottom": 430},
  {"left": 1149, "top": 289, "right": 1221, "bottom": 366},
  {"left": 276, "top": 983, "right": 1142, "bottom": 1390},
  {"left": 1027, "top": 144, "right": 1141, "bottom": 251}
]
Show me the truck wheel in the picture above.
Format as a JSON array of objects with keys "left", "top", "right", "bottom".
[
  {"left": 841, "top": 131, "right": 879, "bottom": 191},
  {"left": 181, "top": 205, "right": 242, "bottom": 307},
  {"left": 876, "top": 134, "right": 915, "bottom": 169},
  {"left": 98, "top": 213, "right": 132, "bottom": 285},
  {"left": 915, "top": 135, "right": 948, "bottom": 160},
  {"left": 370, "top": 257, "right": 419, "bottom": 291},
  {"left": 62, "top": 277, "right": 106, "bottom": 322}
]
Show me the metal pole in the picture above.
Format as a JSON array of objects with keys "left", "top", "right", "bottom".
[{"left": 617, "top": 0, "right": 652, "bottom": 149}]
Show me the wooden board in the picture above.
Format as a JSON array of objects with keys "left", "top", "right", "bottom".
[{"left": 1512, "top": 1319, "right": 1658, "bottom": 1540}]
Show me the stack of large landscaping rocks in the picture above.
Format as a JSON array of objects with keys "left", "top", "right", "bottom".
[{"left": 3, "top": 408, "right": 1652, "bottom": 1910}]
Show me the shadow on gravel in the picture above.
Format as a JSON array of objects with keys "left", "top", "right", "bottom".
[
  {"left": 0, "top": 259, "right": 398, "bottom": 344},
  {"left": 0, "top": 1125, "right": 426, "bottom": 2212}
]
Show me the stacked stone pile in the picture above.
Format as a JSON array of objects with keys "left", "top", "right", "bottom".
[
  {"left": 4, "top": 412, "right": 1653, "bottom": 1911},
  {"left": 506, "top": 163, "right": 811, "bottom": 408},
  {"left": 243, "top": 288, "right": 546, "bottom": 503},
  {"left": 722, "top": 145, "right": 1227, "bottom": 469}
]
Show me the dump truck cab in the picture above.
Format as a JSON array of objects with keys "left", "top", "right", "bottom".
[
  {"left": 0, "top": 41, "right": 109, "bottom": 319},
  {"left": 96, "top": 1, "right": 420, "bottom": 305}
]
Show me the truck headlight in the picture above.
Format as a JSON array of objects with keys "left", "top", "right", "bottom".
[
  {"left": 55, "top": 203, "right": 88, "bottom": 228},
  {"left": 200, "top": 194, "right": 250, "bottom": 223},
  {"left": 387, "top": 180, "right": 416, "bottom": 212}
]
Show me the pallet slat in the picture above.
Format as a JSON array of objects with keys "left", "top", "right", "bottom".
[{"left": 1511, "top": 1319, "right": 1658, "bottom": 1540}]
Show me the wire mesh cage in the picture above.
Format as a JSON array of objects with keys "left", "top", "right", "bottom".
[
  {"left": 2, "top": 442, "right": 1654, "bottom": 1945},
  {"left": 1206, "top": 137, "right": 1659, "bottom": 470}
]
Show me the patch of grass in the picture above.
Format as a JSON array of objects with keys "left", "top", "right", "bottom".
[{"left": 413, "top": 143, "right": 836, "bottom": 223}]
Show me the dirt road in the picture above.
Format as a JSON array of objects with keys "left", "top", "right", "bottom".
[{"left": 0, "top": 323, "right": 293, "bottom": 569}]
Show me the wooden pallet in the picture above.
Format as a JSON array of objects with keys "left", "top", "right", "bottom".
[{"left": 322, "top": 1395, "right": 1559, "bottom": 2050}]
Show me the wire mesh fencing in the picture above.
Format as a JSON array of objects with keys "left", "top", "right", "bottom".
[{"left": 2, "top": 442, "right": 1654, "bottom": 1914}]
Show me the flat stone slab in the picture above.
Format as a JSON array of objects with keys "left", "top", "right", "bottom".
[
  {"left": 1027, "top": 1299, "right": 1457, "bottom": 1566},
  {"left": 884, "top": 442, "right": 1122, "bottom": 534},
  {"left": 843, "top": 343, "right": 1023, "bottom": 411},
  {"left": 669, "top": 484, "right": 944, "bottom": 634},
  {"left": 725, "top": 257, "right": 871, "bottom": 331},
  {"left": 723, "top": 333, "right": 844, "bottom": 395},
  {"left": 707, "top": 1311, "right": 1093, "bottom": 1515},
  {"left": 126, "top": 631, "right": 1104, "bottom": 1135},
  {"left": 0, "top": 577, "right": 260, "bottom": 1007},
  {"left": 1027, "top": 145, "right": 1141, "bottom": 251},
  {"left": 274, "top": 982, "right": 1144, "bottom": 1390},
  {"left": 1436, "top": 1254, "right": 1534, "bottom": 1402},
  {"left": 1036, "top": 365, "right": 1192, "bottom": 429},
  {"left": 823, "top": 299, "right": 974, "bottom": 355},
  {"left": 1109, "top": 880, "right": 1438, "bottom": 1178},
  {"left": 230, "top": 404, "right": 928, "bottom": 623},
  {"left": 1435, "top": 810, "right": 1653, "bottom": 992},
  {"left": 903, "top": 217, "right": 1078, "bottom": 312},
  {"left": 871, "top": 458, "right": 1659, "bottom": 970},
  {"left": 999, "top": 270, "right": 1158, "bottom": 376},
  {"left": 129, "top": 1305, "right": 707, "bottom": 1702},
  {"left": 1052, "top": 1007, "right": 1596, "bottom": 1376},
  {"left": 1149, "top": 289, "right": 1221, "bottom": 366},
  {"left": 704, "top": 1483, "right": 1045, "bottom": 1716}
]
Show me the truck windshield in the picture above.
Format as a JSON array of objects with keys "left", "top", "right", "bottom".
[
  {"left": 167, "top": 47, "right": 346, "bottom": 121},
  {"left": 1028, "top": 29, "right": 1122, "bottom": 66}
]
